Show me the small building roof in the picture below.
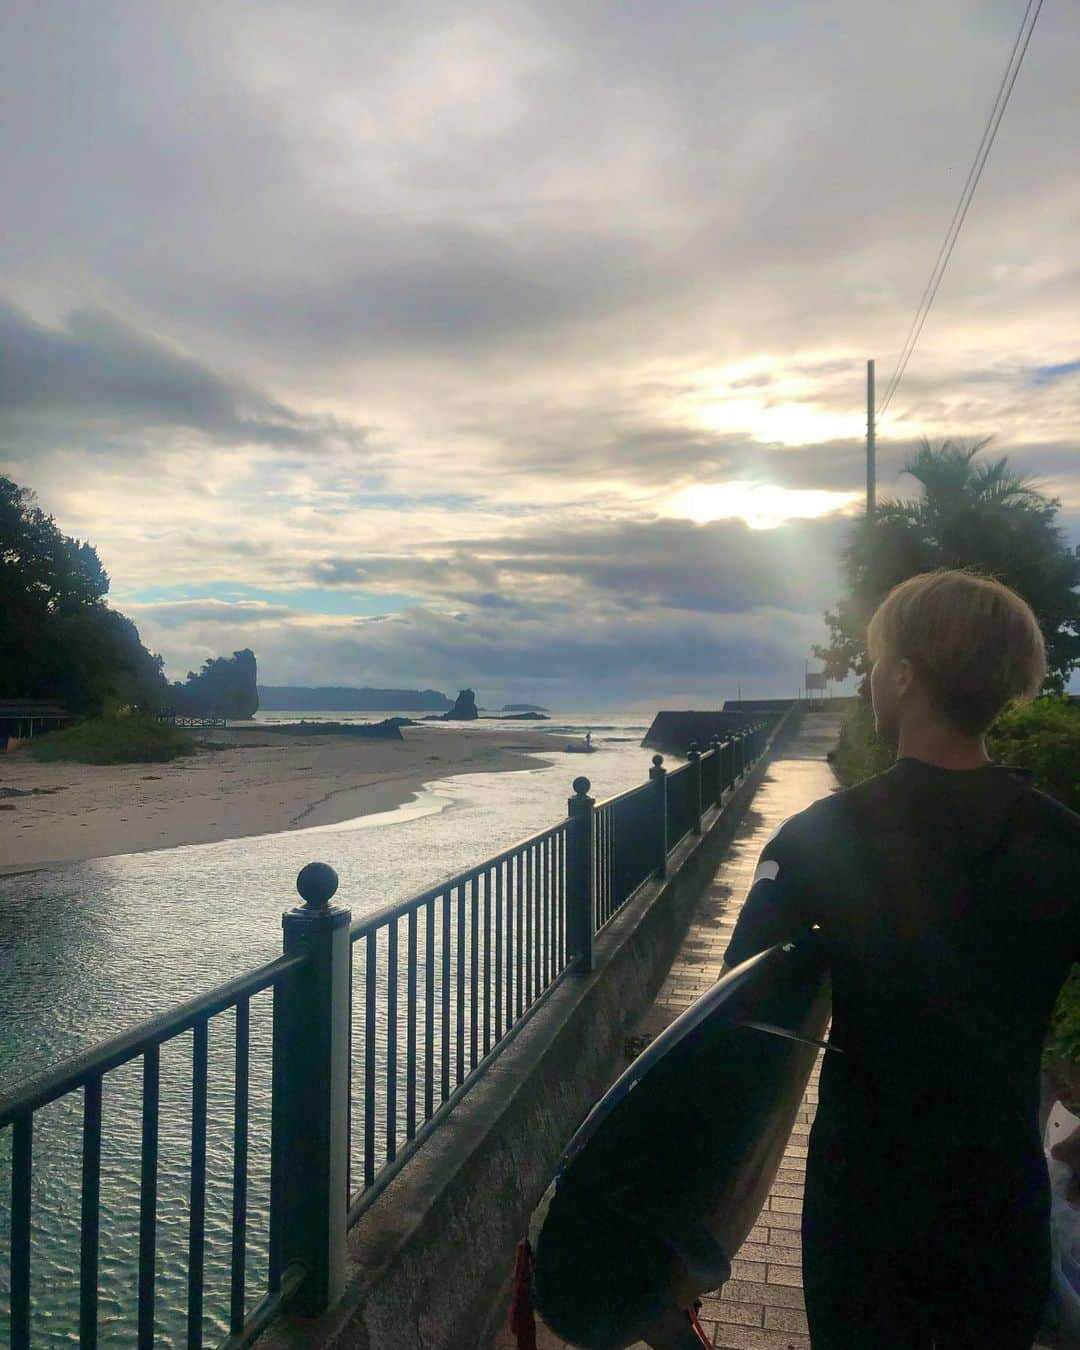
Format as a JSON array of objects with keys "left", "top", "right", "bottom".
[{"left": 0, "top": 700, "right": 72, "bottom": 718}]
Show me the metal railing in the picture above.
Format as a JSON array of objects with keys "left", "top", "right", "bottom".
[
  {"left": 0, "top": 951, "right": 309, "bottom": 1349},
  {"left": 346, "top": 820, "right": 569, "bottom": 1223},
  {"left": 0, "top": 719, "right": 777, "bottom": 1347}
]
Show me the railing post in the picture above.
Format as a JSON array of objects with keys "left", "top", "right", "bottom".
[
  {"left": 688, "top": 742, "right": 703, "bottom": 835},
  {"left": 649, "top": 754, "right": 668, "bottom": 879},
  {"left": 709, "top": 735, "right": 722, "bottom": 806},
  {"left": 272, "top": 862, "right": 351, "bottom": 1315},
  {"left": 735, "top": 733, "right": 745, "bottom": 779},
  {"left": 566, "top": 777, "right": 595, "bottom": 973}
]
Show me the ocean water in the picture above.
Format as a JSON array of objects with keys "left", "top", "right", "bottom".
[{"left": 0, "top": 709, "right": 669, "bottom": 1345}]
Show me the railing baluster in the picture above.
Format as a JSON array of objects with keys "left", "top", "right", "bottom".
[
  {"left": 517, "top": 851, "right": 526, "bottom": 1017},
  {"left": 11, "top": 1111, "right": 32, "bottom": 1350},
  {"left": 536, "top": 843, "right": 545, "bottom": 990},
  {"left": 483, "top": 870, "right": 492, "bottom": 1055},
  {"left": 470, "top": 876, "right": 479, "bottom": 1071},
  {"left": 539, "top": 840, "right": 549, "bottom": 989},
  {"left": 386, "top": 918, "right": 398, "bottom": 1162},
  {"left": 559, "top": 827, "right": 566, "bottom": 969},
  {"left": 80, "top": 1076, "right": 102, "bottom": 1348},
  {"left": 494, "top": 863, "right": 504, "bottom": 1041},
  {"left": 524, "top": 846, "right": 533, "bottom": 1008},
  {"left": 456, "top": 884, "right": 466, "bottom": 1086},
  {"left": 441, "top": 890, "right": 451, "bottom": 1101},
  {"left": 188, "top": 1018, "right": 208, "bottom": 1350},
  {"left": 364, "top": 931, "right": 377, "bottom": 1187},
  {"left": 138, "top": 1046, "right": 159, "bottom": 1346},
  {"left": 425, "top": 900, "right": 435, "bottom": 1121},
  {"left": 504, "top": 859, "right": 514, "bottom": 1028},
  {"left": 407, "top": 908, "right": 418, "bottom": 1140},
  {"left": 230, "top": 998, "right": 249, "bottom": 1334},
  {"left": 544, "top": 833, "right": 553, "bottom": 984}
]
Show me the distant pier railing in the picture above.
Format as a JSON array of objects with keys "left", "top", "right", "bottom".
[{"left": 0, "top": 723, "right": 772, "bottom": 1347}]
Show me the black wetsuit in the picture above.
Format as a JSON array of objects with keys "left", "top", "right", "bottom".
[{"left": 723, "top": 756, "right": 1080, "bottom": 1349}]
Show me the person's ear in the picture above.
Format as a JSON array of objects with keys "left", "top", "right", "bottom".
[{"left": 895, "top": 658, "right": 915, "bottom": 698}]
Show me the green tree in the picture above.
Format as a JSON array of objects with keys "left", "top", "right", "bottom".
[
  {"left": 0, "top": 473, "right": 168, "bottom": 714},
  {"left": 814, "top": 438, "right": 1080, "bottom": 694}
]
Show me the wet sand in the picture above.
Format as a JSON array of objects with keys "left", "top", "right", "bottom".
[{"left": 0, "top": 724, "right": 569, "bottom": 875}]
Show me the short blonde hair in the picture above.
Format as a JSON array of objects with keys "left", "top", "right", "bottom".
[{"left": 866, "top": 568, "right": 1047, "bottom": 736}]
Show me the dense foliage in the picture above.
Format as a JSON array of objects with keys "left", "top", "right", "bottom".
[
  {"left": 814, "top": 439, "right": 1080, "bottom": 694},
  {"left": 2, "top": 473, "right": 258, "bottom": 718},
  {"left": 1, "top": 475, "right": 167, "bottom": 714},
  {"left": 28, "top": 715, "right": 196, "bottom": 764},
  {"left": 169, "top": 650, "right": 258, "bottom": 720}
]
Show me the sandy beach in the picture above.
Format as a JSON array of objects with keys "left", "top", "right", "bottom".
[{"left": 0, "top": 725, "right": 571, "bottom": 875}]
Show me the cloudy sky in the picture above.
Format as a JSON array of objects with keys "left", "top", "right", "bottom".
[{"left": 2, "top": 0, "right": 1078, "bottom": 709}]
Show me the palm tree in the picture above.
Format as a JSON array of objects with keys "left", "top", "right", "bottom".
[{"left": 814, "top": 438, "right": 1080, "bottom": 693}]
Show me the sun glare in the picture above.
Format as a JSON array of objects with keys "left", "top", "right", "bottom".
[
  {"left": 666, "top": 481, "right": 863, "bottom": 529},
  {"left": 697, "top": 398, "right": 860, "bottom": 446}
]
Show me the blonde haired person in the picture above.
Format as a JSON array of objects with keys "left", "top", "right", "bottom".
[{"left": 721, "top": 568, "right": 1076, "bottom": 1348}]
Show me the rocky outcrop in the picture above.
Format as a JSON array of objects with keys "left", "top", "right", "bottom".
[
  {"left": 442, "top": 689, "right": 479, "bottom": 720},
  {"left": 171, "top": 649, "right": 259, "bottom": 720}
]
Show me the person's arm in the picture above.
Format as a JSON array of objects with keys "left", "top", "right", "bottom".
[{"left": 720, "top": 818, "right": 816, "bottom": 974}]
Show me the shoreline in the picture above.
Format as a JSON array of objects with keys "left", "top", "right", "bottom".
[{"left": 0, "top": 725, "right": 570, "bottom": 876}]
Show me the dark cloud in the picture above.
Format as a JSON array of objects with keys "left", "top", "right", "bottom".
[
  {"left": 306, "top": 515, "right": 847, "bottom": 618},
  {"left": 0, "top": 303, "right": 368, "bottom": 452}
]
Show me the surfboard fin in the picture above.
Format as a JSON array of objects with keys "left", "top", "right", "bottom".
[{"left": 737, "top": 1020, "right": 843, "bottom": 1054}]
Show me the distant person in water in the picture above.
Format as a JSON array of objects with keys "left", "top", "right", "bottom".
[
  {"left": 585, "top": 732, "right": 591, "bottom": 749},
  {"left": 721, "top": 568, "right": 1075, "bottom": 1347}
]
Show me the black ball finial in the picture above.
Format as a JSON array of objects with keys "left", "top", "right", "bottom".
[
  {"left": 297, "top": 862, "right": 339, "bottom": 908},
  {"left": 572, "top": 776, "right": 591, "bottom": 795},
  {"left": 652, "top": 753, "right": 664, "bottom": 767}
]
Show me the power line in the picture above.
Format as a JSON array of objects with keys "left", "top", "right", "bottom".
[{"left": 877, "top": 0, "right": 1045, "bottom": 419}]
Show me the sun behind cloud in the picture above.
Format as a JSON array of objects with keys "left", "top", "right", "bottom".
[{"left": 666, "top": 481, "right": 864, "bottom": 530}]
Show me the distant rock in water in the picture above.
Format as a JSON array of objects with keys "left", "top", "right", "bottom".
[
  {"left": 442, "top": 689, "right": 479, "bottom": 721},
  {"left": 502, "top": 703, "right": 549, "bottom": 713},
  {"left": 267, "top": 718, "right": 407, "bottom": 739},
  {"left": 498, "top": 712, "right": 550, "bottom": 721}
]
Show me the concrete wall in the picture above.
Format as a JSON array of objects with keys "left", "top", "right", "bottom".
[{"left": 260, "top": 703, "right": 806, "bottom": 1350}]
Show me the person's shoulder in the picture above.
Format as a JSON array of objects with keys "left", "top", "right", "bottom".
[{"left": 1013, "top": 783, "right": 1080, "bottom": 847}]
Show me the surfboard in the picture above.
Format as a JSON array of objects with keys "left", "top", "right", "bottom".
[{"left": 528, "top": 932, "right": 835, "bottom": 1350}]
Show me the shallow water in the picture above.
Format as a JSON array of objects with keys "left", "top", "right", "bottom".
[{"left": 0, "top": 712, "right": 661, "bottom": 1345}]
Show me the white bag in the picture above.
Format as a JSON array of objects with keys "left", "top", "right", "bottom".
[{"left": 1042, "top": 1100, "right": 1080, "bottom": 1346}]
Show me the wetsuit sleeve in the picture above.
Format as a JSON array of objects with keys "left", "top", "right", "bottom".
[{"left": 722, "top": 818, "right": 817, "bottom": 969}]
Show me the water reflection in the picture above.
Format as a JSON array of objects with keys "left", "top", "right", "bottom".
[{"left": 0, "top": 719, "right": 655, "bottom": 1345}]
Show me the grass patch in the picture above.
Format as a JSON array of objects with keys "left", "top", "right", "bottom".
[{"left": 27, "top": 715, "right": 196, "bottom": 764}]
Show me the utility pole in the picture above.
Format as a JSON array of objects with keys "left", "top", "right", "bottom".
[{"left": 866, "top": 358, "right": 876, "bottom": 521}]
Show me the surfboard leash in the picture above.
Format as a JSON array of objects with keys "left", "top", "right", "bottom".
[
  {"left": 509, "top": 1238, "right": 538, "bottom": 1350},
  {"left": 686, "top": 1301, "right": 713, "bottom": 1347}
]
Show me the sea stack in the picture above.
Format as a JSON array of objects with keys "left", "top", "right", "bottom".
[{"left": 443, "top": 689, "right": 479, "bottom": 720}]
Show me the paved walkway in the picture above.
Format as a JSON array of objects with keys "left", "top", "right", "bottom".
[
  {"left": 495, "top": 712, "right": 843, "bottom": 1350},
  {"left": 640, "top": 711, "right": 842, "bottom": 1349}
]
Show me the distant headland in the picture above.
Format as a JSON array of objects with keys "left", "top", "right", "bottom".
[{"left": 257, "top": 686, "right": 453, "bottom": 712}]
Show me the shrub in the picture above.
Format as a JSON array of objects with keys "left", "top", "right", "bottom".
[
  {"left": 27, "top": 715, "right": 196, "bottom": 764},
  {"left": 829, "top": 696, "right": 892, "bottom": 788},
  {"left": 985, "top": 694, "right": 1080, "bottom": 813}
]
